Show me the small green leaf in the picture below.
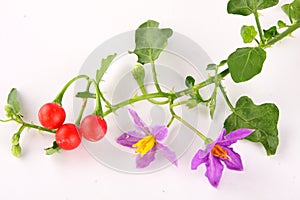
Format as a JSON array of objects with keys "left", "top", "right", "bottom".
[
  {"left": 4, "top": 105, "right": 14, "bottom": 118},
  {"left": 209, "top": 92, "right": 217, "bottom": 118},
  {"left": 76, "top": 92, "right": 95, "bottom": 99},
  {"left": 224, "top": 96, "right": 279, "bottom": 155},
  {"left": 132, "top": 63, "right": 145, "bottom": 87},
  {"left": 11, "top": 144, "right": 21, "bottom": 158},
  {"left": 131, "top": 20, "right": 173, "bottom": 64},
  {"left": 206, "top": 63, "right": 217, "bottom": 71},
  {"left": 263, "top": 26, "right": 279, "bottom": 41},
  {"left": 96, "top": 53, "right": 117, "bottom": 83},
  {"left": 227, "top": 0, "right": 279, "bottom": 16},
  {"left": 185, "top": 99, "right": 198, "bottom": 109},
  {"left": 240, "top": 25, "right": 258, "bottom": 43},
  {"left": 218, "top": 60, "right": 227, "bottom": 67},
  {"left": 7, "top": 88, "right": 20, "bottom": 114},
  {"left": 45, "top": 141, "right": 61, "bottom": 155},
  {"left": 184, "top": 76, "right": 204, "bottom": 106},
  {"left": 282, "top": 0, "right": 300, "bottom": 22},
  {"left": 277, "top": 20, "right": 288, "bottom": 28},
  {"left": 227, "top": 47, "right": 267, "bottom": 83},
  {"left": 185, "top": 76, "right": 196, "bottom": 87}
]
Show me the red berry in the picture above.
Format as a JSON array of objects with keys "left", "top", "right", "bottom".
[
  {"left": 56, "top": 124, "right": 81, "bottom": 150},
  {"left": 38, "top": 103, "right": 66, "bottom": 129},
  {"left": 79, "top": 115, "right": 107, "bottom": 142}
]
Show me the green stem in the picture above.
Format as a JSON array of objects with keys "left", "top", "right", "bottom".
[
  {"left": 22, "top": 121, "right": 56, "bottom": 133},
  {"left": 254, "top": 11, "right": 265, "bottom": 45},
  {"left": 175, "top": 68, "right": 229, "bottom": 98},
  {"left": 151, "top": 61, "right": 162, "bottom": 92},
  {"left": 166, "top": 116, "right": 175, "bottom": 127},
  {"left": 99, "top": 90, "right": 112, "bottom": 108},
  {"left": 140, "top": 84, "right": 169, "bottom": 105},
  {"left": 104, "top": 92, "right": 173, "bottom": 116},
  {"left": 91, "top": 79, "right": 103, "bottom": 117},
  {"left": 264, "top": 21, "right": 300, "bottom": 47},
  {"left": 169, "top": 105, "right": 210, "bottom": 143},
  {"left": 0, "top": 119, "right": 12, "bottom": 122},
  {"left": 75, "top": 81, "right": 92, "bottom": 126},
  {"left": 219, "top": 83, "right": 235, "bottom": 111},
  {"left": 53, "top": 75, "right": 90, "bottom": 105},
  {"left": 103, "top": 68, "right": 230, "bottom": 116}
]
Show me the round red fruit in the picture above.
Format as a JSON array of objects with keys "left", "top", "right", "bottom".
[
  {"left": 38, "top": 102, "right": 66, "bottom": 129},
  {"left": 79, "top": 115, "right": 107, "bottom": 142},
  {"left": 55, "top": 123, "right": 81, "bottom": 150}
]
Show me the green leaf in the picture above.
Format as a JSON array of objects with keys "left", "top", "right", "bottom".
[
  {"left": 227, "top": 47, "right": 267, "bottom": 83},
  {"left": 227, "top": 0, "right": 279, "bottom": 16},
  {"left": 185, "top": 99, "right": 198, "bottom": 109},
  {"left": 4, "top": 105, "right": 14, "bottom": 118},
  {"left": 282, "top": 0, "right": 300, "bottom": 22},
  {"left": 224, "top": 96, "right": 279, "bottom": 155},
  {"left": 185, "top": 76, "right": 196, "bottom": 88},
  {"left": 277, "top": 20, "right": 288, "bottom": 28},
  {"left": 206, "top": 63, "right": 217, "bottom": 71},
  {"left": 240, "top": 25, "right": 258, "bottom": 43},
  {"left": 263, "top": 26, "right": 279, "bottom": 41},
  {"left": 184, "top": 76, "right": 204, "bottom": 108},
  {"left": 7, "top": 88, "right": 20, "bottom": 114},
  {"left": 45, "top": 141, "right": 61, "bottom": 155},
  {"left": 96, "top": 53, "right": 117, "bottom": 83},
  {"left": 209, "top": 91, "right": 217, "bottom": 118},
  {"left": 76, "top": 91, "right": 95, "bottom": 99},
  {"left": 131, "top": 20, "right": 173, "bottom": 64},
  {"left": 218, "top": 60, "right": 228, "bottom": 67}
]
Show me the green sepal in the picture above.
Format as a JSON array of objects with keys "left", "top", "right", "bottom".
[{"left": 45, "top": 141, "right": 61, "bottom": 155}]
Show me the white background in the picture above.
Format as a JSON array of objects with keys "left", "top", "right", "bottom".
[{"left": 0, "top": 0, "right": 299, "bottom": 199}]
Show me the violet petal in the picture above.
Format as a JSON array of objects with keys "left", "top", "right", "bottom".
[
  {"left": 191, "top": 149, "right": 209, "bottom": 170},
  {"left": 126, "top": 130, "right": 145, "bottom": 139},
  {"left": 157, "top": 143, "right": 178, "bottom": 166},
  {"left": 116, "top": 133, "right": 140, "bottom": 148},
  {"left": 205, "top": 153, "right": 224, "bottom": 188},
  {"left": 128, "top": 108, "right": 150, "bottom": 134},
  {"left": 136, "top": 147, "right": 156, "bottom": 168},
  {"left": 219, "top": 128, "right": 254, "bottom": 146},
  {"left": 221, "top": 146, "right": 244, "bottom": 171},
  {"left": 215, "top": 128, "right": 226, "bottom": 143},
  {"left": 151, "top": 125, "right": 168, "bottom": 141}
]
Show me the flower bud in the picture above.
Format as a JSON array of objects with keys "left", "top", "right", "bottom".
[
  {"left": 11, "top": 133, "right": 20, "bottom": 146},
  {"left": 11, "top": 144, "right": 21, "bottom": 158},
  {"left": 132, "top": 64, "right": 145, "bottom": 87}
]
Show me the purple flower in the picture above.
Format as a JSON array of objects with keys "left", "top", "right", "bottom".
[
  {"left": 116, "top": 108, "right": 178, "bottom": 168},
  {"left": 191, "top": 128, "right": 254, "bottom": 188}
]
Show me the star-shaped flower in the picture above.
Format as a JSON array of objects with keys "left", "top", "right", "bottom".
[
  {"left": 191, "top": 128, "right": 254, "bottom": 187},
  {"left": 116, "top": 108, "right": 177, "bottom": 168}
]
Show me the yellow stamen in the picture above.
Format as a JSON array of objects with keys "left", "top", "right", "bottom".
[
  {"left": 211, "top": 144, "right": 229, "bottom": 160},
  {"left": 132, "top": 135, "right": 155, "bottom": 157}
]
